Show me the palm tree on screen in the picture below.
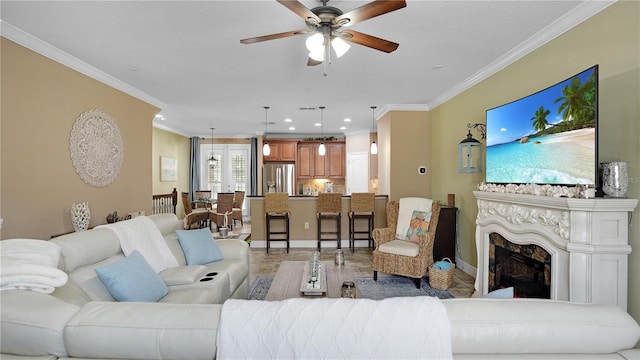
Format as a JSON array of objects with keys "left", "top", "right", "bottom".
[{"left": 531, "top": 106, "right": 551, "bottom": 133}]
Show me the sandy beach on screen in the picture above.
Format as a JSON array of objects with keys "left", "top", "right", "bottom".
[{"left": 543, "top": 128, "right": 595, "bottom": 148}]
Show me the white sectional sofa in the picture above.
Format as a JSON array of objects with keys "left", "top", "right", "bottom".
[
  {"left": 50, "top": 213, "right": 250, "bottom": 305},
  {"left": 1, "top": 294, "right": 639, "bottom": 359},
  {"left": 1, "top": 213, "right": 639, "bottom": 359}
]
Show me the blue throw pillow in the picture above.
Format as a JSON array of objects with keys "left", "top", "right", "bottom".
[
  {"left": 484, "top": 287, "right": 515, "bottom": 299},
  {"left": 176, "top": 228, "right": 224, "bottom": 265},
  {"left": 95, "top": 250, "right": 168, "bottom": 302}
]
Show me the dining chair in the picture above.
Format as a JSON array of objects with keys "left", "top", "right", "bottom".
[
  {"left": 181, "top": 192, "right": 209, "bottom": 229},
  {"left": 210, "top": 193, "right": 234, "bottom": 231},
  {"left": 232, "top": 191, "right": 245, "bottom": 227}
]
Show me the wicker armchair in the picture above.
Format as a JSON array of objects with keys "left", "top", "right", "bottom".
[{"left": 372, "top": 199, "right": 441, "bottom": 288}]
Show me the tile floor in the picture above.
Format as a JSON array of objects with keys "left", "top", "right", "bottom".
[{"left": 229, "top": 221, "right": 476, "bottom": 298}]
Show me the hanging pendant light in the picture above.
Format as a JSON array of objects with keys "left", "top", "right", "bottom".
[
  {"left": 262, "top": 106, "right": 271, "bottom": 156},
  {"left": 370, "top": 106, "right": 378, "bottom": 155},
  {"left": 318, "top": 106, "right": 326, "bottom": 156},
  {"left": 208, "top": 127, "right": 216, "bottom": 169}
]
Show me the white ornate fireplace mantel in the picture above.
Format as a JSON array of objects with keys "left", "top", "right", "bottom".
[{"left": 474, "top": 190, "right": 638, "bottom": 309}]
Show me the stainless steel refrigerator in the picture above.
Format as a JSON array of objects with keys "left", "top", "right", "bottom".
[{"left": 263, "top": 163, "right": 296, "bottom": 195}]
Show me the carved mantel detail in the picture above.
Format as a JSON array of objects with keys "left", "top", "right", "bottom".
[{"left": 477, "top": 199, "right": 570, "bottom": 240}]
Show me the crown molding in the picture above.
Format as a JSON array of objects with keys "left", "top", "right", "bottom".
[
  {"left": 1, "top": 20, "right": 167, "bottom": 110},
  {"left": 426, "top": 0, "right": 616, "bottom": 110},
  {"left": 377, "top": 104, "right": 430, "bottom": 118}
]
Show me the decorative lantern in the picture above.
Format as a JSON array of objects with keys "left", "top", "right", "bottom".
[{"left": 458, "top": 123, "right": 486, "bottom": 173}]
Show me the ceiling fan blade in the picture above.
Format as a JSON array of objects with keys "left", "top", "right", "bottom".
[
  {"left": 341, "top": 30, "right": 399, "bottom": 53},
  {"left": 334, "top": 0, "right": 406, "bottom": 27},
  {"left": 307, "top": 57, "right": 322, "bottom": 66},
  {"left": 240, "top": 29, "right": 307, "bottom": 44},
  {"left": 277, "top": 0, "right": 321, "bottom": 25}
]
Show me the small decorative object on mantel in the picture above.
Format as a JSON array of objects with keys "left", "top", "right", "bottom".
[
  {"left": 69, "top": 109, "right": 124, "bottom": 187},
  {"left": 601, "top": 161, "right": 629, "bottom": 198},
  {"left": 71, "top": 202, "right": 90, "bottom": 232},
  {"left": 477, "top": 182, "right": 585, "bottom": 198}
]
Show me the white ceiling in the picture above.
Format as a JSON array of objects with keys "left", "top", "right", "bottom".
[{"left": 0, "top": 1, "right": 613, "bottom": 139}]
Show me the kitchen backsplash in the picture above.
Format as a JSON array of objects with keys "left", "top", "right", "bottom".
[{"left": 297, "top": 179, "right": 345, "bottom": 195}]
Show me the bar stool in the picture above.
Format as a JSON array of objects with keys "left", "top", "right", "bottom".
[
  {"left": 265, "top": 192, "right": 290, "bottom": 254},
  {"left": 316, "top": 192, "right": 343, "bottom": 251},
  {"left": 349, "top": 192, "right": 375, "bottom": 253}
]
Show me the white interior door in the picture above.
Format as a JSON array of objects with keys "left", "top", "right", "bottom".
[{"left": 346, "top": 152, "right": 369, "bottom": 194}]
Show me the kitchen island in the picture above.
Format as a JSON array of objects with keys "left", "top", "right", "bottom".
[{"left": 249, "top": 195, "right": 388, "bottom": 250}]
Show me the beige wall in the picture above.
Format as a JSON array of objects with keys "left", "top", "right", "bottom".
[
  {"left": 0, "top": 38, "right": 159, "bottom": 239},
  {"left": 386, "top": 110, "right": 431, "bottom": 201},
  {"left": 152, "top": 127, "right": 191, "bottom": 218},
  {"left": 430, "top": 1, "right": 639, "bottom": 323}
]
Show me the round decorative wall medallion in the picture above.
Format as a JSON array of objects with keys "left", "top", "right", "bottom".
[{"left": 70, "top": 109, "right": 124, "bottom": 187}]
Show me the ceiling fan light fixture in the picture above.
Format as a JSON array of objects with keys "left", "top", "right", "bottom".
[
  {"left": 309, "top": 49, "right": 325, "bottom": 62},
  {"left": 305, "top": 33, "right": 324, "bottom": 53},
  {"left": 331, "top": 37, "right": 350, "bottom": 58}
]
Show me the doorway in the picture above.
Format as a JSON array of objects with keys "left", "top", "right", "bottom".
[{"left": 346, "top": 151, "right": 369, "bottom": 194}]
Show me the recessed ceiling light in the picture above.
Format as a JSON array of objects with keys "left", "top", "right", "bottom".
[
  {"left": 289, "top": 127, "right": 295, "bottom": 130},
  {"left": 344, "top": 118, "right": 351, "bottom": 122},
  {"left": 340, "top": 126, "right": 346, "bottom": 130},
  {"left": 314, "top": 123, "right": 321, "bottom": 127},
  {"left": 284, "top": 118, "right": 292, "bottom": 123}
]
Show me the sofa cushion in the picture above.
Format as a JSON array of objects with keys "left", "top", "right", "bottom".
[
  {"left": 95, "top": 251, "right": 169, "bottom": 302},
  {"left": 0, "top": 291, "right": 79, "bottom": 357},
  {"left": 442, "top": 298, "right": 640, "bottom": 354},
  {"left": 64, "top": 302, "right": 221, "bottom": 360},
  {"left": 176, "top": 229, "right": 223, "bottom": 265},
  {"left": 51, "top": 228, "right": 122, "bottom": 273}
]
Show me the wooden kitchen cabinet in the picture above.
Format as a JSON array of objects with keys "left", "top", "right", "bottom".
[
  {"left": 326, "top": 142, "right": 345, "bottom": 178},
  {"left": 297, "top": 143, "right": 313, "bottom": 178},
  {"left": 297, "top": 141, "right": 345, "bottom": 179},
  {"left": 263, "top": 140, "right": 297, "bottom": 162}
]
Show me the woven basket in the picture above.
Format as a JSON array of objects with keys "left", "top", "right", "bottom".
[{"left": 428, "top": 257, "right": 455, "bottom": 290}]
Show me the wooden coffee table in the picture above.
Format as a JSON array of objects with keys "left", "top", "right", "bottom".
[{"left": 265, "top": 260, "right": 360, "bottom": 300}]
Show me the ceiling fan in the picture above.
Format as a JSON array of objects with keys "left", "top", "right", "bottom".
[{"left": 240, "top": 0, "right": 407, "bottom": 67}]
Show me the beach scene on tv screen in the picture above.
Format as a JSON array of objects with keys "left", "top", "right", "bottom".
[{"left": 486, "top": 66, "right": 596, "bottom": 185}]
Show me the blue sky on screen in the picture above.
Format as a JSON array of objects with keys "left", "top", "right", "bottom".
[{"left": 486, "top": 67, "right": 595, "bottom": 147}]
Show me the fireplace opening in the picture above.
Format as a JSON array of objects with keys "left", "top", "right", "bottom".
[{"left": 489, "top": 233, "right": 551, "bottom": 299}]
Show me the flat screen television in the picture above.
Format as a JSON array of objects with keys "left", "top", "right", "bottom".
[{"left": 485, "top": 65, "right": 598, "bottom": 186}]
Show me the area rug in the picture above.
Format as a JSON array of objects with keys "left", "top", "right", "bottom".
[
  {"left": 248, "top": 276, "right": 273, "bottom": 300},
  {"left": 247, "top": 275, "right": 454, "bottom": 300},
  {"left": 356, "top": 276, "right": 454, "bottom": 300}
]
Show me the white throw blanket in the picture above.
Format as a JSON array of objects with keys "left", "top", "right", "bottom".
[
  {"left": 97, "top": 216, "right": 178, "bottom": 273},
  {"left": 217, "top": 297, "right": 452, "bottom": 359},
  {"left": 0, "top": 239, "right": 68, "bottom": 294}
]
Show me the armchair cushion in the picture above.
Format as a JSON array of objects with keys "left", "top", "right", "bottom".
[
  {"left": 95, "top": 250, "right": 169, "bottom": 302},
  {"left": 396, "top": 198, "right": 433, "bottom": 240},
  {"left": 378, "top": 240, "right": 420, "bottom": 257}
]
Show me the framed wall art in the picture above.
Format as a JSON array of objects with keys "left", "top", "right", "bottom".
[{"left": 160, "top": 156, "right": 177, "bottom": 182}]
